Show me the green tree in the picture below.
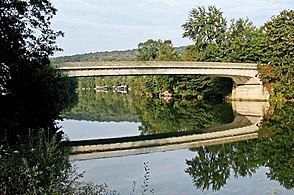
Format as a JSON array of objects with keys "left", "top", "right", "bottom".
[
  {"left": 182, "top": 6, "right": 227, "bottom": 48},
  {"left": 258, "top": 10, "right": 294, "bottom": 100},
  {"left": 136, "top": 39, "right": 179, "bottom": 61},
  {"left": 224, "top": 18, "right": 261, "bottom": 62},
  {"left": 182, "top": 44, "right": 207, "bottom": 61},
  {"left": 137, "top": 39, "right": 162, "bottom": 61},
  {"left": 157, "top": 40, "right": 179, "bottom": 61},
  {"left": 0, "top": 0, "right": 76, "bottom": 145}
]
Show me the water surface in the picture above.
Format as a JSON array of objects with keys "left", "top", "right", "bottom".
[{"left": 61, "top": 88, "right": 293, "bottom": 194}]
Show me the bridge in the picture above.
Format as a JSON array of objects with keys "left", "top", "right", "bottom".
[
  {"left": 58, "top": 61, "right": 270, "bottom": 101},
  {"left": 64, "top": 101, "right": 270, "bottom": 161}
]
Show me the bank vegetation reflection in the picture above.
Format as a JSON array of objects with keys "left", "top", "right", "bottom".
[{"left": 186, "top": 103, "right": 293, "bottom": 192}]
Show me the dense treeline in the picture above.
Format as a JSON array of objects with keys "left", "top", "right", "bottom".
[
  {"left": 257, "top": 10, "right": 294, "bottom": 101},
  {"left": 136, "top": 7, "right": 293, "bottom": 100}
]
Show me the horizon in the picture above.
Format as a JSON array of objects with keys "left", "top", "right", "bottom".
[{"left": 50, "top": 0, "right": 293, "bottom": 57}]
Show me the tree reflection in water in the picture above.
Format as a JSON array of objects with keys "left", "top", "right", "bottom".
[
  {"left": 185, "top": 103, "right": 294, "bottom": 192},
  {"left": 134, "top": 97, "right": 234, "bottom": 135}
]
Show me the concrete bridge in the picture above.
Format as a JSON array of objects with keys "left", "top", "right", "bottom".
[
  {"left": 58, "top": 61, "right": 270, "bottom": 101},
  {"left": 65, "top": 101, "right": 270, "bottom": 161}
]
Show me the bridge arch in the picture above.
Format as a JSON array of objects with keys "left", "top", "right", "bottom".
[{"left": 58, "top": 61, "right": 270, "bottom": 101}]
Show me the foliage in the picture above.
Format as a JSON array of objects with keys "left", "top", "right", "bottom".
[
  {"left": 181, "top": 5, "right": 226, "bottom": 61},
  {"left": 182, "top": 6, "right": 294, "bottom": 100},
  {"left": 181, "top": 6, "right": 263, "bottom": 63},
  {"left": 142, "top": 75, "right": 232, "bottom": 100},
  {"left": 258, "top": 10, "right": 294, "bottom": 100},
  {"left": 0, "top": 0, "right": 77, "bottom": 145},
  {"left": 258, "top": 103, "right": 294, "bottom": 189},
  {"left": 182, "top": 6, "right": 227, "bottom": 47},
  {"left": 136, "top": 39, "right": 179, "bottom": 61},
  {"left": 0, "top": 131, "right": 118, "bottom": 194},
  {"left": 224, "top": 18, "right": 262, "bottom": 62},
  {"left": 136, "top": 38, "right": 232, "bottom": 99},
  {"left": 0, "top": 0, "right": 63, "bottom": 93},
  {"left": 0, "top": 131, "right": 68, "bottom": 194},
  {"left": 182, "top": 44, "right": 203, "bottom": 61}
]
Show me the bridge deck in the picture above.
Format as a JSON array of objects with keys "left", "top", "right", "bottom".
[{"left": 57, "top": 61, "right": 257, "bottom": 69}]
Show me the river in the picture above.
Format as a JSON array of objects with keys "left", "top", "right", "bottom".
[{"left": 59, "top": 88, "right": 293, "bottom": 194}]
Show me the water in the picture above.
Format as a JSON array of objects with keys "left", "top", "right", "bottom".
[
  {"left": 74, "top": 149, "right": 289, "bottom": 195},
  {"left": 60, "top": 120, "right": 141, "bottom": 140},
  {"left": 60, "top": 89, "right": 294, "bottom": 194}
]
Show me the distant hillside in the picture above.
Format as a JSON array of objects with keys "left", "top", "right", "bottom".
[
  {"left": 52, "top": 49, "right": 138, "bottom": 63},
  {"left": 51, "top": 46, "right": 186, "bottom": 63}
]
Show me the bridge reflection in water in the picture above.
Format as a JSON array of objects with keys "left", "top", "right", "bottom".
[{"left": 64, "top": 101, "right": 270, "bottom": 161}]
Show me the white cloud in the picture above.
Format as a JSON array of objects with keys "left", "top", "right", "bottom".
[{"left": 51, "top": 0, "right": 294, "bottom": 56}]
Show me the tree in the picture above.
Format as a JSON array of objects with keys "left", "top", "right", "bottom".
[
  {"left": 182, "top": 44, "right": 206, "bottom": 61},
  {"left": 136, "top": 39, "right": 179, "bottom": 61},
  {"left": 224, "top": 18, "right": 261, "bottom": 62},
  {"left": 0, "top": 0, "right": 76, "bottom": 145},
  {"left": 258, "top": 10, "right": 294, "bottom": 100},
  {"left": 157, "top": 40, "right": 179, "bottom": 61},
  {"left": 182, "top": 6, "right": 227, "bottom": 48},
  {"left": 137, "top": 39, "right": 162, "bottom": 61},
  {"left": 181, "top": 6, "right": 229, "bottom": 62}
]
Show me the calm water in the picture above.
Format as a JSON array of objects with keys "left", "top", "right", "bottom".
[
  {"left": 60, "top": 89, "right": 293, "bottom": 194},
  {"left": 61, "top": 120, "right": 141, "bottom": 140},
  {"left": 73, "top": 149, "right": 288, "bottom": 195}
]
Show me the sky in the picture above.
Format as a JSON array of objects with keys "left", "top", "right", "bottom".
[{"left": 50, "top": 0, "right": 293, "bottom": 56}]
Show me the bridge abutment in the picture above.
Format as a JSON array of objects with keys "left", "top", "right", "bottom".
[
  {"left": 230, "top": 76, "right": 270, "bottom": 101},
  {"left": 231, "top": 84, "right": 270, "bottom": 101}
]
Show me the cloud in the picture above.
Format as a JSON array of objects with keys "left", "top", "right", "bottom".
[{"left": 50, "top": 0, "right": 294, "bottom": 56}]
